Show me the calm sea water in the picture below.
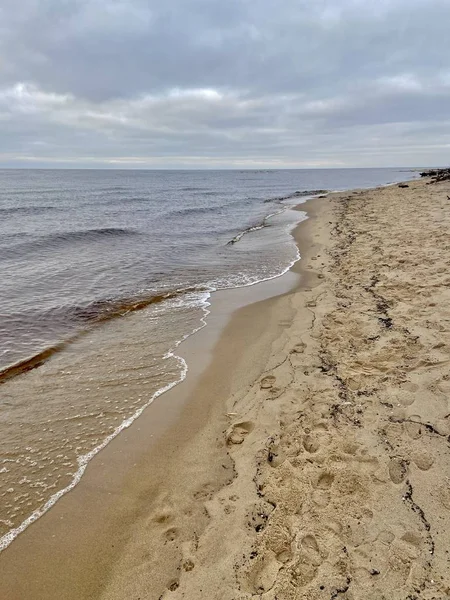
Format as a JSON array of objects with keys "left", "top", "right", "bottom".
[{"left": 0, "top": 168, "right": 416, "bottom": 549}]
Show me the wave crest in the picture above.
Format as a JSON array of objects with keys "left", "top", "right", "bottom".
[{"left": 0, "top": 228, "right": 138, "bottom": 260}]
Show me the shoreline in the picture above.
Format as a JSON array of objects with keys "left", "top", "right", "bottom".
[
  {"left": 0, "top": 196, "right": 322, "bottom": 599},
  {"left": 3, "top": 173, "right": 447, "bottom": 599},
  {"left": 0, "top": 202, "right": 307, "bottom": 556}
]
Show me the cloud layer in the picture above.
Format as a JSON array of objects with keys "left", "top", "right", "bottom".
[{"left": 1, "top": 0, "right": 449, "bottom": 167}]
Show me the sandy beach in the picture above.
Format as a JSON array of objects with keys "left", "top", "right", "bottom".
[{"left": 2, "top": 175, "right": 450, "bottom": 599}]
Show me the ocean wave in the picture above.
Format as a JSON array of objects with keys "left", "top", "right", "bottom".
[
  {"left": 95, "top": 186, "right": 128, "bottom": 192},
  {"left": 178, "top": 187, "right": 231, "bottom": 196},
  {"left": 227, "top": 208, "right": 286, "bottom": 245},
  {"left": 227, "top": 221, "right": 268, "bottom": 245},
  {"left": 226, "top": 189, "right": 316, "bottom": 245},
  {"left": 0, "top": 188, "right": 61, "bottom": 196},
  {"left": 106, "top": 196, "right": 155, "bottom": 205},
  {"left": 0, "top": 205, "right": 58, "bottom": 216},
  {"left": 0, "top": 228, "right": 138, "bottom": 260},
  {"left": 264, "top": 189, "right": 328, "bottom": 203},
  {"left": 167, "top": 204, "right": 223, "bottom": 218},
  {"left": 167, "top": 197, "right": 254, "bottom": 219},
  {"left": 179, "top": 186, "right": 206, "bottom": 191}
]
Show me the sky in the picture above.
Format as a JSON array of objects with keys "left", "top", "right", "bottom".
[{"left": 0, "top": 0, "right": 449, "bottom": 169}]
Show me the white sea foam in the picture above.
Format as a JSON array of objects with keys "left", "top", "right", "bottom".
[{"left": 0, "top": 290, "right": 212, "bottom": 553}]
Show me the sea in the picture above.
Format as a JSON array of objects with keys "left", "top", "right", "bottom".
[{"left": 0, "top": 168, "right": 417, "bottom": 550}]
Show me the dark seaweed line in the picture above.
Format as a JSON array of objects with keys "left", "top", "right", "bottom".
[{"left": 0, "top": 286, "right": 206, "bottom": 384}]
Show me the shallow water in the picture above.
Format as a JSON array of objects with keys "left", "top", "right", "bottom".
[{"left": 0, "top": 168, "right": 417, "bottom": 549}]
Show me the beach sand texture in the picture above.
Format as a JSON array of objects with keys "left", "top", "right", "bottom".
[
  {"left": 94, "top": 177, "right": 450, "bottom": 599},
  {"left": 1, "top": 176, "right": 449, "bottom": 599}
]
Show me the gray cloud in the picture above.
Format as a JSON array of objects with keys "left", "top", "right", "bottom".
[{"left": 0, "top": 0, "right": 449, "bottom": 167}]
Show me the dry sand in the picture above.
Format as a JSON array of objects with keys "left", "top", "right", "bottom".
[{"left": 2, "top": 176, "right": 450, "bottom": 599}]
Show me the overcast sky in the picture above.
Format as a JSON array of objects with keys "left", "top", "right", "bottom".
[{"left": 0, "top": 0, "right": 449, "bottom": 168}]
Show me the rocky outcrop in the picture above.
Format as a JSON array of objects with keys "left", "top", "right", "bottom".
[{"left": 420, "top": 168, "right": 450, "bottom": 183}]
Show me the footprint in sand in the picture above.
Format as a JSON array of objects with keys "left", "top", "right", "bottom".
[
  {"left": 267, "top": 386, "right": 282, "bottom": 398},
  {"left": 246, "top": 553, "right": 281, "bottom": 594},
  {"left": 377, "top": 530, "right": 395, "bottom": 545},
  {"left": 404, "top": 416, "right": 423, "bottom": 439},
  {"left": 288, "top": 560, "right": 317, "bottom": 587},
  {"left": 153, "top": 511, "right": 173, "bottom": 525},
  {"left": 342, "top": 441, "right": 360, "bottom": 455},
  {"left": 316, "top": 471, "right": 335, "bottom": 490},
  {"left": 167, "top": 579, "right": 179, "bottom": 591},
  {"left": 437, "top": 483, "right": 450, "bottom": 510},
  {"left": 163, "top": 527, "right": 179, "bottom": 542},
  {"left": 182, "top": 559, "right": 194, "bottom": 572},
  {"left": 302, "top": 435, "right": 320, "bottom": 453},
  {"left": 226, "top": 421, "right": 254, "bottom": 445},
  {"left": 394, "top": 391, "right": 416, "bottom": 407},
  {"left": 300, "top": 535, "right": 324, "bottom": 567},
  {"left": 401, "top": 531, "right": 422, "bottom": 548},
  {"left": 388, "top": 457, "right": 408, "bottom": 484},
  {"left": 276, "top": 549, "right": 293, "bottom": 564},
  {"left": 313, "top": 420, "right": 329, "bottom": 432},
  {"left": 411, "top": 449, "right": 434, "bottom": 471},
  {"left": 291, "top": 342, "right": 306, "bottom": 354},
  {"left": 326, "top": 520, "right": 343, "bottom": 535},
  {"left": 313, "top": 490, "right": 331, "bottom": 508},
  {"left": 436, "top": 378, "right": 450, "bottom": 394},
  {"left": 260, "top": 375, "right": 276, "bottom": 389},
  {"left": 312, "top": 471, "right": 334, "bottom": 507}
]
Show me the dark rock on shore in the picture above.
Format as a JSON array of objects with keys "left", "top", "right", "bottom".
[{"left": 420, "top": 167, "right": 450, "bottom": 183}]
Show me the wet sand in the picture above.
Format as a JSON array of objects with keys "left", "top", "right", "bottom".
[
  {"left": 2, "top": 177, "right": 450, "bottom": 599},
  {"left": 0, "top": 201, "right": 313, "bottom": 599}
]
